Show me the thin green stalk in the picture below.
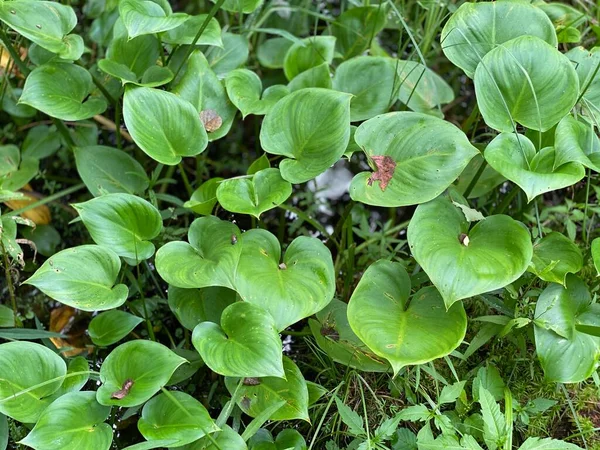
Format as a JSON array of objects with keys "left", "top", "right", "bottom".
[
  {"left": 4, "top": 183, "right": 85, "bottom": 218},
  {"left": 0, "top": 27, "right": 29, "bottom": 75},
  {"left": 463, "top": 158, "right": 487, "bottom": 199},
  {"left": 0, "top": 242, "right": 18, "bottom": 318},
  {"left": 115, "top": 98, "right": 122, "bottom": 149},
  {"left": 53, "top": 118, "right": 76, "bottom": 150},
  {"left": 178, "top": 163, "right": 194, "bottom": 197},
  {"left": 560, "top": 384, "right": 588, "bottom": 449},
  {"left": 534, "top": 198, "right": 543, "bottom": 238},
  {"left": 308, "top": 382, "right": 344, "bottom": 450},
  {"left": 0, "top": 371, "right": 98, "bottom": 404},
  {"left": 583, "top": 169, "right": 592, "bottom": 244},
  {"left": 76, "top": 60, "right": 117, "bottom": 106},
  {"left": 494, "top": 185, "right": 520, "bottom": 215}
]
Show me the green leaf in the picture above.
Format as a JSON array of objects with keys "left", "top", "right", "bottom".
[
  {"left": 530, "top": 232, "right": 582, "bottom": 285},
  {"left": 407, "top": 195, "right": 533, "bottom": 308},
  {"left": 168, "top": 286, "right": 236, "bottom": 330},
  {"left": 331, "top": 6, "right": 386, "bottom": 59},
  {"left": 441, "top": 0, "right": 557, "bottom": 78},
  {"left": 138, "top": 391, "right": 218, "bottom": 446},
  {"left": 104, "top": 23, "right": 160, "bottom": 79},
  {"left": 260, "top": 88, "right": 351, "bottom": 184},
  {"left": 396, "top": 61, "right": 455, "bottom": 114},
  {"left": 275, "top": 429, "right": 306, "bottom": 450},
  {"left": 283, "top": 36, "right": 336, "bottom": 81},
  {"left": 88, "top": 310, "right": 144, "bottom": 347},
  {"left": 52, "top": 356, "right": 90, "bottom": 399},
  {"left": 455, "top": 154, "right": 505, "bottom": 199},
  {"left": 0, "top": 146, "right": 18, "bottom": 176},
  {"left": 564, "top": 47, "right": 600, "bottom": 123},
  {"left": 0, "top": 329, "right": 65, "bottom": 340},
  {"left": 484, "top": 133, "right": 585, "bottom": 202},
  {"left": 24, "top": 245, "right": 128, "bottom": 311},
  {"left": 225, "top": 357, "right": 309, "bottom": 421},
  {"left": 124, "top": 86, "right": 208, "bottom": 165},
  {"left": 397, "top": 405, "right": 430, "bottom": 422},
  {"left": 334, "top": 397, "right": 365, "bottom": 436},
  {"left": 0, "top": 414, "right": 7, "bottom": 450},
  {"left": 235, "top": 230, "right": 335, "bottom": 330},
  {"left": 0, "top": 1, "right": 84, "bottom": 60},
  {"left": 20, "top": 392, "right": 112, "bottom": 450},
  {"left": 554, "top": 115, "right": 600, "bottom": 172},
  {"left": 97, "top": 340, "right": 187, "bottom": 407},
  {"left": 162, "top": 14, "right": 222, "bottom": 46},
  {"left": 192, "top": 302, "right": 284, "bottom": 378},
  {"left": 183, "top": 178, "right": 223, "bottom": 215},
  {"left": 206, "top": 32, "right": 249, "bottom": 76},
  {"left": 473, "top": 366, "right": 505, "bottom": 402},
  {"left": 349, "top": 112, "right": 478, "bottom": 207},
  {"left": 308, "top": 299, "right": 390, "bottom": 372},
  {"left": 0, "top": 306, "right": 14, "bottom": 328},
  {"left": 478, "top": 386, "right": 506, "bottom": 450},
  {"left": 119, "top": 0, "right": 188, "bottom": 38},
  {"left": 248, "top": 154, "right": 271, "bottom": 175},
  {"left": 225, "top": 69, "right": 289, "bottom": 118},
  {"left": 257, "top": 38, "right": 294, "bottom": 69},
  {"left": 439, "top": 381, "right": 467, "bottom": 405},
  {"left": 216, "top": 169, "right": 292, "bottom": 218},
  {"left": 73, "top": 193, "right": 163, "bottom": 262},
  {"left": 168, "top": 349, "right": 204, "bottom": 386},
  {"left": 518, "top": 437, "right": 582, "bottom": 450},
  {"left": 20, "top": 63, "right": 107, "bottom": 121},
  {"left": 592, "top": 238, "right": 600, "bottom": 275},
  {"left": 347, "top": 260, "right": 467, "bottom": 375},
  {"left": 74, "top": 146, "right": 149, "bottom": 197},
  {"left": 213, "top": 0, "right": 262, "bottom": 14},
  {"left": 22, "top": 125, "right": 61, "bottom": 160},
  {"left": 287, "top": 62, "right": 331, "bottom": 92},
  {"left": 0, "top": 341, "right": 66, "bottom": 423},
  {"left": 534, "top": 275, "right": 600, "bottom": 383},
  {"left": 180, "top": 425, "right": 246, "bottom": 450},
  {"left": 156, "top": 216, "right": 242, "bottom": 290},
  {"left": 474, "top": 36, "right": 578, "bottom": 132}
]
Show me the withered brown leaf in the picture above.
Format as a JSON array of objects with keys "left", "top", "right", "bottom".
[
  {"left": 111, "top": 379, "right": 134, "bottom": 400},
  {"left": 367, "top": 155, "right": 396, "bottom": 192},
  {"left": 242, "top": 377, "right": 261, "bottom": 386},
  {"left": 199, "top": 109, "right": 223, "bottom": 132}
]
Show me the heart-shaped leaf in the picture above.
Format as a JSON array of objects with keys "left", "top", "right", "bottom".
[
  {"left": 156, "top": 216, "right": 242, "bottom": 289},
  {"left": 0, "top": 342, "right": 66, "bottom": 423},
  {"left": 73, "top": 193, "right": 163, "bottom": 262},
  {"left": 180, "top": 425, "right": 246, "bottom": 450},
  {"left": 183, "top": 178, "right": 223, "bottom": 215},
  {"left": 530, "top": 232, "right": 582, "bottom": 285},
  {"left": 283, "top": 36, "right": 336, "bottom": 81},
  {"left": 235, "top": 230, "right": 335, "bottom": 330},
  {"left": 260, "top": 88, "right": 351, "bottom": 184},
  {"left": 162, "top": 15, "right": 222, "bottom": 46},
  {"left": 138, "top": 391, "right": 218, "bottom": 446},
  {"left": 347, "top": 260, "right": 467, "bottom": 375},
  {"left": 441, "top": 0, "right": 557, "bottom": 78},
  {"left": 212, "top": 0, "right": 262, "bottom": 14},
  {"left": 309, "top": 299, "right": 390, "bottom": 372},
  {"left": 554, "top": 115, "right": 600, "bottom": 172},
  {"left": 97, "top": 340, "right": 187, "bottom": 407},
  {"left": 225, "top": 356, "right": 309, "bottom": 421},
  {"left": 205, "top": 32, "right": 249, "bottom": 77},
  {"left": 216, "top": 168, "right": 292, "bottom": 218},
  {"left": 225, "top": 69, "right": 289, "bottom": 118},
  {"left": 103, "top": 24, "right": 160, "bottom": 79},
  {"left": 0, "top": 1, "right": 83, "bottom": 60},
  {"left": 119, "top": 0, "right": 188, "bottom": 39},
  {"left": 50, "top": 356, "right": 90, "bottom": 400},
  {"left": 565, "top": 47, "right": 600, "bottom": 122},
  {"left": 407, "top": 195, "right": 533, "bottom": 308},
  {"left": 74, "top": 146, "right": 149, "bottom": 197},
  {"left": 20, "top": 63, "right": 107, "bottom": 121},
  {"left": 287, "top": 62, "right": 331, "bottom": 92},
  {"left": 349, "top": 112, "right": 478, "bottom": 207},
  {"left": 257, "top": 38, "right": 294, "bottom": 69},
  {"left": 331, "top": 6, "right": 387, "bottom": 59},
  {"left": 396, "top": 61, "right": 454, "bottom": 115},
  {"left": 123, "top": 85, "right": 208, "bottom": 165},
  {"left": 484, "top": 133, "right": 585, "bottom": 202},
  {"left": 20, "top": 392, "right": 112, "bottom": 450},
  {"left": 474, "top": 36, "right": 578, "bottom": 132},
  {"left": 192, "top": 302, "right": 284, "bottom": 378},
  {"left": 168, "top": 286, "right": 236, "bottom": 330},
  {"left": 534, "top": 275, "right": 600, "bottom": 383},
  {"left": 88, "top": 310, "right": 144, "bottom": 347},
  {"left": 24, "top": 245, "right": 128, "bottom": 311}
]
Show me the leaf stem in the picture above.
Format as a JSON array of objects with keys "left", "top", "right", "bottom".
[
  {"left": 463, "top": 158, "right": 487, "bottom": 199},
  {"left": 0, "top": 27, "right": 29, "bottom": 75},
  {"left": 4, "top": 183, "right": 86, "bottom": 218}
]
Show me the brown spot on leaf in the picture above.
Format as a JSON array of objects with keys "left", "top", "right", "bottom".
[
  {"left": 243, "top": 377, "right": 261, "bottom": 386},
  {"left": 367, "top": 155, "right": 396, "bottom": 192},
  {"left": 320, "top": 324, "right": 339, "bottom": 341},
  {"left": 111, "top": 379, "right": 134, "bottom": 399},
  {"left": 199, "top": 109, "right": 222, "bottom": 132}
]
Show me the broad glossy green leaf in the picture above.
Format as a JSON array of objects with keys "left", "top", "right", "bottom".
[
  {"left": 474, "top": 36, "right": 578, "bottom": 132},
  {"left": 530, "top": 232, "right": 582, "bottom": 285},
  {"left": 331, "top": 6, "right": 386, "bottom": 59},
  {"left": 97, "top": 340, "right": 187, "bottom": 407},
  {"left": 88, "top": 310, "right": 144, "bottom": 347},
  {"left": 214, "top": 0, "right": 262, "bottom": 14},
  {"left": 98, "top": 59, "right": 173, "bottom": 88},
  {"left": 309, "top": 299, "right": 390, "bottom": 372},
  {"left": 0, "top": 306, "right": 14, "bottom": 328},
  {"left": 534, "top": 276, "right": 600, "bottom": 382},
  {"left": 225, "top": 69, "right": 289, "bottom": 118},
  {"left": 455, "top": 154, "right": 505, "bottom": 199},
  {"left": 183, "top": 178, "right": 223, "bottom": 215},
  {"left": 168, "top": 286, "right": 236, "bottom": 330},
  {"left": 283, "top": 36, "right": 336, "bottom": 80},
  {"left": 105, "top": 22, "right": 159, "bottom": 78},
  {"left": 172, "top": 50, "right": 236, "bottom": 141},
  {"left": 349, "top": 112, "right": 478, "bottom": 207},
  {"left": 0, "top": 1, "right": 83, "bottom": 60},
  {"left": 20, "top": 63, "right": 107, "bottom": 121},
  {"left": 73, "top": 193, "right": 162, "bottom": 262},
  {"left": 0, "top": 146, "right": 38, "bottom": 192},
  {"left": 2, "top": 88, "right": 36, "bottom": 118},
  {"left": 235, "top": 230, "right": 335, "bottom": 330},
  {"left": 225, "top": 357, "right": 309, "bottom": 421},
  {"left": 168, "top": 349, "right": 204, "bottom": 386},
  {"left": 247, "top": 154, "right": 271, "bottom": 175},
  {"left": 0, "top": 146, "right": 18, "bottom": 176},
  {"left": 396, "top": 60, "right": 455, "bottom": 114},
  {"left": 75, "top": 146, "right": 149, "bottom": 197},
  {"left": 180, "top": 425, "right": 246, "bottom": 450},
  {"left": 162, "top": 15, "right": 222, "bottom": 46},
  {"left": 441, "top": 0, "right": 557, "bottom": 78},
  {"left": 138, "top": 391, "right": 218, "bottom": 446},
  {"left": 156, "top": 216, "right": 242, "bottom": 289},
  {"left": 257, "top": 38, "right": 294, "bottom": 69},
  {"left": 123, "top": 86, "right": 207, "bottom": 165},
  {"left": 216, "top": 169, "right": 292, "bottom": 218},
  {"left": 119, "top": 0, "right": 188, "bottom": 38},
  {"left": 287, "top": 63, "right": 331, "bottom": 92},
  {"left": 206, "top": 32, "right": 249, "bottom": 76},
  {"left": 22, "top": 125, "right": 61, "bottom": 160},
  {"left": 484, "top": 133, "right": 585, "bottom": 202},
  {"left": 51, "top": 357, "right": 90, "bottom": 399},
  {"left": 0, "top": 341, "right": 66, "bottom": 423},
  {"left": 554, "top": 115, "right": 600, "bottom": 172},
  {"left": 348, "top": 260, "right": 467, "bottom": 375},
  {"left": 260, "top": 88, "right": 351, "bottom": 184},
  {"left": 25, "top": 245, "right": 128, "bottom": 311},
  {"left": 407, "top": 195, "right": 533, "bottom": 308},
  {"left": 565, "top": 47, "right": 600, "bottom": 122},
  {"left": 519, "top": 437, "right": 582, "bottom": 450},
  {"left": 20, "top": 392, "right": 112, "bottom": 450},
  {"left": 192, "top": 302, "right": 284, "bottom": 378}
]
